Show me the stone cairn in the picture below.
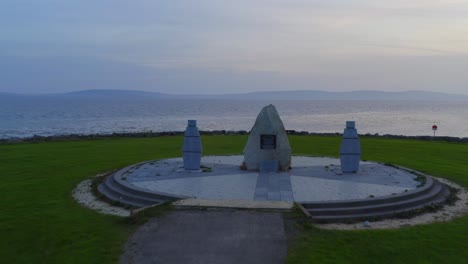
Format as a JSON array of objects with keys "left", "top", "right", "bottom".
[
  {"left": 182, "top": 120, "right": 202, "bottom": 170},
  {"left": 242, "top": 104, "right": 291, "bottom": 171},
  {"left": 340, "top": 121, "right": 361, "bottom": 173}
]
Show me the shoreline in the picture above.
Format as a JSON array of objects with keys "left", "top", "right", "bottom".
[{"left": 1, "top": 130, "right": 468, "bottom": 144}]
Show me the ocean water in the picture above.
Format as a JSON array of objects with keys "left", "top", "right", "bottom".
[{"left": 1, "top": 98, "right": 467, "bottom": 138}]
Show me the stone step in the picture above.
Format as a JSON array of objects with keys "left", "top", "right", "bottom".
[
  {"left": 97, "top": 181, "right": 152, "bottom": 207},
  {"left": 107, "top": 175, "right": 179, "bottom": 202},
  {"left": 307, "top": 184, "right": 450, "bottom": 223},
  {"left": 97, "top": 169, "right": 186, "bottom": 208},
  {"left": 302, "top": 177, "right": 436, "bottom": 209},
  {"left": 102, "top": 176, "right": 164, "bottom": 205},
  {"left": 309, "top": 182, "right": 444, "bottom": 216},
  {"left": 311, "top": 190, "right": 449, "bottom": 223}
]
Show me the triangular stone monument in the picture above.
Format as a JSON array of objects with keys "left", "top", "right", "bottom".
[{"left": 242, "top": 104, "right": 291, "bottom": 171}]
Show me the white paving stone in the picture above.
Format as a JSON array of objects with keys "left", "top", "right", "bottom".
[
  {"left": 141, "top": 155, "right": 366, "bottom": 170},
  {"left": 291, "top": 176, "right": 411, "bottom": 202},
  {"left": 133, "top": 174, "right": 258, "bottom": 200},
  {"left": 291, "top": 156, "right": 373, "bottom": 167},
  {"left": 201, "top": 155, "right": 244, "bottom": 165}
]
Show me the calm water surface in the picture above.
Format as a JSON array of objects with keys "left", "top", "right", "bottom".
[{"left": 1, "top": 98, "right": 467, "bottom": 138}]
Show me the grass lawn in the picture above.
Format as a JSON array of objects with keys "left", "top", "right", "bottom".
[{"left": 0, "top": 135, "right": 467, "bottom": 263}]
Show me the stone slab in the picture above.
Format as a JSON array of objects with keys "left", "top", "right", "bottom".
[
  {"left": 254, "top": 171, "right": 294, "bottom": 202},
  {"left": 133, "top": 174, "right": 258, "bottom": 200},
  {"left": 260, "top": 160, "right": 279, "bottom": 173},
  {"left": 173, "top": 198, "right": 294, "bottom": 210},
  {"left": 291, "top": 175, "right": 413, "bottom": 202}
]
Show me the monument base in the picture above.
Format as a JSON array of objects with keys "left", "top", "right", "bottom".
[{"left": 259, "top": 160, "right": 279, "bottom": 173}]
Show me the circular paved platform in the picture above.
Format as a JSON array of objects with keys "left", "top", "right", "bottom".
[
  {"left": 117, "top": 156, "right": 420, "bottom": 202},
  {"left": 98, "top": 155, "right": 451, "bottom": 222}
]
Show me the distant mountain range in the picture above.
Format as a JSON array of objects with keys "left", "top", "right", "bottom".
[
  {"left": 221, "top": 90, "right": 468, "bottom": 101},
  {"left": 2, "top": 89, "right": 468, "bottom": 101}
]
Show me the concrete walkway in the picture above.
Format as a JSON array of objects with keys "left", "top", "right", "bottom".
[{"left": 120, "top": 210, "right": 287, "bottom": 264}]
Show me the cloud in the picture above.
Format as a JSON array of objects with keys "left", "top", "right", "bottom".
[{"left": 0, "top": 1, "right": 467, "bottom": 94}]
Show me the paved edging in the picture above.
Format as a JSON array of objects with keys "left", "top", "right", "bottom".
[{"left": 173, "top": 198, "right": 293, "bottom": 210}]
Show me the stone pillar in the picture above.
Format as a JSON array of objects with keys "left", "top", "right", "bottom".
[
  {"left": 340, "top": 121, "right": 361, "bottom": 173},
  {"left": 182, "top": 120, "right": 202, "bottom": 170}
]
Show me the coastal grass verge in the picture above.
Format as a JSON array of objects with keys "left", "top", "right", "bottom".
[{"left": 0, "top": 135, "right": 467, "bottom": 263}]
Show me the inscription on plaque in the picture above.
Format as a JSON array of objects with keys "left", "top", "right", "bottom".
[{"left": 260, "top": 135, "right": 276, "bottom": 149}]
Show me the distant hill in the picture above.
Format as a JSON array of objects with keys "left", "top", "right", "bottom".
[
  {"left": 65, "top": 89, "right": 168, "bottom": 99},
  {"left": 1, "top": 89, "right": 468, "bottom": 101},
  {"left": 220, "top": 90, "right": 468, "bottom": 101},
  {"left": 0, "top": 89, "right": 174, "bottom": 100}
]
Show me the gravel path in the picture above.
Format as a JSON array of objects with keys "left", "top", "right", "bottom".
[{"left": 120, "top": 210, "right": 287, "bottom": 264}]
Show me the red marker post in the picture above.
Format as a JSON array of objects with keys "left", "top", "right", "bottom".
[{"left": 432, "top": 125, "right": 438, "bottom": 137}]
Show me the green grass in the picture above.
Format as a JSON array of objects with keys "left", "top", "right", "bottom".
[
  {"left": 290, "top": 136, "right": 468, "bottom": 264},
  {"left": 0, "top": 135, "right": 467, "bottom": 263}
]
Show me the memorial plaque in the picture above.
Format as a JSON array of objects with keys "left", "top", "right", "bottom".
[{"left": 260, "top": 135, "right": 276, "bottom": 149}]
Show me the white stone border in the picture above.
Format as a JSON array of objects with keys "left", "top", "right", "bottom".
[
  {"left": 316, "top": 177, "right": 468, "bottom": 230},
  {"left": 72, "top": 177, "right": 131, "bottom": 217}
]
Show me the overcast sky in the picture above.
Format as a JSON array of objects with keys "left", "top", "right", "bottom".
[{"left": 1, "top": 0, "right": 468, "bottom": 94}]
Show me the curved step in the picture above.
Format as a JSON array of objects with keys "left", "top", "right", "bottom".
[
  {"left": 112, "top": 165, "right": 188, "bottom": 201},
  {"left": 98, "top": 182, "right": 152, "bottom": 207},
  {"left": 302, "top": 179, "right": 451, "bottom": 223},
  {"left": 309, "top": 181, "right": 444, "bottom": 216},
  {"left": 312, "top": 187, "right": 450, "bottom": 223},
  {"left": 98, "top": 165, "right": 188, "bottom": 208},
  {"left": 301, "top": 177, "right": 436, "bottom": 209},
  {"left": 100, "top": 176, "right": 163, "bottom": 206}
]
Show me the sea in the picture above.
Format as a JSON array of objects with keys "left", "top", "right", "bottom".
[{"left": 1, "top": 98, "right": 468, "bottom": 139}]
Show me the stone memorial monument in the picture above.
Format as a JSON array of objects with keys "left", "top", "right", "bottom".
[
  {"left": 182, "top": 120, "right": 202, "bottom": 170},
  {"left": 242, "top": 105, "right": 291, "bottom": 171},
  {"left": 340, "top": 121, "right": 361, "bottom": 173}
]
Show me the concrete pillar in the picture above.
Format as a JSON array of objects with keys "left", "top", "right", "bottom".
[
  {"left": 182, "top": 120, "right": 202, "bottom": 170},
  {"left": 340, "top": 121, "right": 361, "bottom": 173}
]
